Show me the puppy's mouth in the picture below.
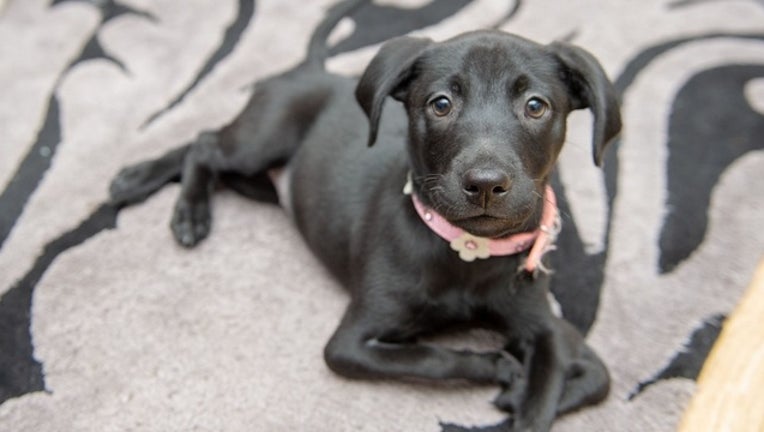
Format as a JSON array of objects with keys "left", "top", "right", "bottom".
[{"left": 452, "top": 213, "right": 533, "bottom": 238}]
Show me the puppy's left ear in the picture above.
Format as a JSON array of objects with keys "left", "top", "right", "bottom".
[
  {"left": 356, "top": 36, "right": 433, "bottom": 147},
  {"left": 549, "top": 41, "right": 622, "bottom": 166}
]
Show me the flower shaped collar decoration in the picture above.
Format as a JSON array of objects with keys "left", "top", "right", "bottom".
[{"left": 404, "top": 175, "right": 561, "bottom": 272}]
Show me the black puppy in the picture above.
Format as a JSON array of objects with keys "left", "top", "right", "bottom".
[{"left": 110, "top": 1, "right": 621, "bottom": 430}]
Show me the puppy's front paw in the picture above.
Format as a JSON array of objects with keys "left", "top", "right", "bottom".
[
  {"left": 494, "top": 351, "right": 524, "bottom": 387},
  {"left": 493, "top": 352, "right": 527, "bottom": 415},
  {"left": 171, "top": 198, "right": 211, "bottom": 247},
  {"left": 440, "top": 418, "right": 515, "bottom": 432}
]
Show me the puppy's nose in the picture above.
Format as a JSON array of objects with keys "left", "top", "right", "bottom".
[{"left": 462, "top": 168, "right": 511, "bottom": 206}]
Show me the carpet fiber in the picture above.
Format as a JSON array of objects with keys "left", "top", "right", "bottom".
[{"left": 1, "top": 0, "right": 763, "bottom": 430}]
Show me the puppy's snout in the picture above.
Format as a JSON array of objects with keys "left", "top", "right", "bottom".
[{"left": 462, "top": 168, "right": 511, "bottom": 206}]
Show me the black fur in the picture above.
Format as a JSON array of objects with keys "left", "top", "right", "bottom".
[{"left": 110, "top": 2, "right": 621, "bottom": 430}]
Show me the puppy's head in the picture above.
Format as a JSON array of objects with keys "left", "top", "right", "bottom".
[{"left": 356, "top": 31, "right": 621, "bottom": 238}]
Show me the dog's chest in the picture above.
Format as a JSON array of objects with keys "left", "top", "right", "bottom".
[{"left": 420, "top": 257, "right": 523, "bottom": 311}]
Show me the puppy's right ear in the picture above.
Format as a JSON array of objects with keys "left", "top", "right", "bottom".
[{"left": 356, "top": 36, "right": 432, "bottom": 147}]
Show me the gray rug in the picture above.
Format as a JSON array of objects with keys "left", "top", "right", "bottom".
[{"left": 1, "top": 0, "right": 763, "bottom": 430}]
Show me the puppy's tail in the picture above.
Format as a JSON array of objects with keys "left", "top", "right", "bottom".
[{"left": 301, "top": 0, "right": 368, "bottom": 70}]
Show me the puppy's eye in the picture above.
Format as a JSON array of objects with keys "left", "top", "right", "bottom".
[
  {"left": 525, "top": 97, "right": 548, "bottom": 119},
  {"left": 430, "top": 96, "right": 452, "bottom": 117}
]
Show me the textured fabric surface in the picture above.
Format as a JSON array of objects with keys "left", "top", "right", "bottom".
[{"left": 1, "top": 1, "right": 763, "bottom": 431}]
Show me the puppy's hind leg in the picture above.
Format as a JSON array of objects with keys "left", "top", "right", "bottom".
[
  {"left": 109, "top": 131, "right": 227, "bottom": 247},
  {"left": 219, "top": 172, "right": 279, "bottom": 204},
  {"left": 171, "top": 131, "right": 222, "bottom": 248},
  {"left": 110, "top": 145, "right": 189, "bottom": 206}
]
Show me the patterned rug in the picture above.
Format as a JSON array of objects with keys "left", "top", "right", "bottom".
[{"left": 1, "top": 1, "right": 762, "bottom": 430}]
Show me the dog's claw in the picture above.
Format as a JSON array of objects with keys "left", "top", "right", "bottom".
[{"left": 171, "top": 198, "right": 211, "bottom": 247}]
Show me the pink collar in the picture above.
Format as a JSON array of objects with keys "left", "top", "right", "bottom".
[{"left": 407, "top": 182, "right": 560, "bottom": 273}]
